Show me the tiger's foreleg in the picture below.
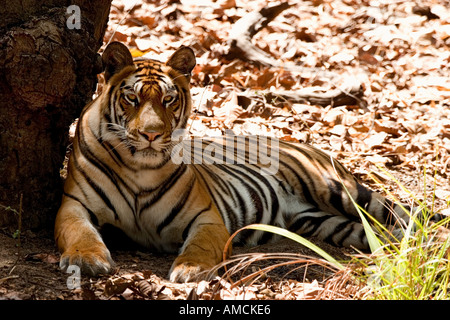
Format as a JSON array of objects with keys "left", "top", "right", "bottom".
[
  {"left": 55, "top": 196, "right": 114, "bottom": 276},
  {"left": 169, "top": 205, "right": 230, "bottom": 283}
]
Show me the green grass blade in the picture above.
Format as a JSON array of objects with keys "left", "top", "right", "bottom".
[
  {"left": 242, "top": 224, "right": 344, "bottom": 270},
  {"left": 354, "top": 204, "right": 384, "bottom": 253}
]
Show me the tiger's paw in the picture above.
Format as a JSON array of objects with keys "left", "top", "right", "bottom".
[
  {"left": 59, "top": 244, "right": 114, "bottom": 277},
  {"left": 169, "top": 256, "right": 216, "bottom": 283}
]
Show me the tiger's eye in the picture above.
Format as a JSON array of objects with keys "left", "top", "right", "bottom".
[
  {"left": 163, "top": 95, "right": 176, "bottom": 105},
  {"left": 124, "top": 92, "right": 139, "bottom": 105},
  {"left": 126, "top": 93, "right": 137, "bottom": 101}
]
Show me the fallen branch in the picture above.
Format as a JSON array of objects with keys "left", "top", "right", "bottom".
[
  {"left": 225, "top": 2, "right": 293, "bottom": 68},
  {"left": 238, "top": 78, "right": 365, "bottom": 108},
  {"left": 225, "top": 2, "right": 366, "bottom": 108},
  {"left": 225, "top": 2, "right": 350, "bottom": 81},
  {"left": 263, "top": 78, "right": 365, "bottom": 107}
]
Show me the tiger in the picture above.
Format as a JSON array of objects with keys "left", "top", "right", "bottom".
[{"left": 55, "top": 41, "right": 420, "bottom": 283}]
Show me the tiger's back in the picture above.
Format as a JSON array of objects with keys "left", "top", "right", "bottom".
[{"left": 55, "top": 42, "right": 414, "bottom": 282}]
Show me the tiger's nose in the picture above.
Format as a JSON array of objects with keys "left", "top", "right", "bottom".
[{"left": 139, "top": 130, "right": 162, "bottom": 142}]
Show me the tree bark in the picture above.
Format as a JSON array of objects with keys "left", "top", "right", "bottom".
[{"left": 0, "top": 1, "right": 111, "bottom": 231}]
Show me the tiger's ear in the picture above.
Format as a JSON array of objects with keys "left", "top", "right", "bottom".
[
  {"left": 166, "top": 46, "right": 196, "bottom": 77},
  {"left": 102, "top": 42, "right": 134, "bottom": 83}
]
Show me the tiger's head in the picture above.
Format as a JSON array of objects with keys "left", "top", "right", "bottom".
[{"left": 98, "top": 42, "right": 196, "bottom": 167}]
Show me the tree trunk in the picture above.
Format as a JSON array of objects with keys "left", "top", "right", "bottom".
[{"left": 0, "top": 1, "right": 111, "bottom": 232}]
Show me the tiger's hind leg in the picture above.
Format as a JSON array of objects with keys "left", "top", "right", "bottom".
[
  {"left": 287, "top": 208, "right": 370, "bottom": 250},
  {"left": 281, "top": 143, "right": 415, "bottom": 243},
  {"left": 288, "top": 206, "right": 425, "bottom": 251},
  {"left": 55, "top": 196, "right": 114, "bottom": 276},
  {"left": 327, "top": 178, "right": 440, "bottom": 244}
]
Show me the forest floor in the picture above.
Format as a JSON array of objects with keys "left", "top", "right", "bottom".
[{"left": 1, "top": 0, "right": 449, "bottom": 300}]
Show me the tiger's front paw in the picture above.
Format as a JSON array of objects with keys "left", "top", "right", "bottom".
[
  {"left": 59, "top": 243, "right": 114, "bottom": 277},
  {"left": 169, "top": 256, "right": 217, "bottom": 283}
]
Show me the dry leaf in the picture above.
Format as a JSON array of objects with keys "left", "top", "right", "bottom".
[
  {"left": 217, "top": 0, "right": 236, "bottom": 10},
  {"left": 329, "top": 52, "right": 355, "bottom": 64},
  {"left": 105, "top": 278, "right": 131, "bottom": 297},
  {"left": 213, "top": 91, "right": 243, "bottom": 127},
  {"left": 364, "top": 132, "right": 388, "bottom": 149},
  {"left": 329, "top": 124, "right": 347, "bottom": 136},
  {"left": 293, "top": 280, "right": 322, "bottom": 299},
  {"left": 374, "top": 120, "right": 401, "bottom": 135}
]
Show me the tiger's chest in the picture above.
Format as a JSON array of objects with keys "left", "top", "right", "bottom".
[{"left": 80, "top": 161, "right": 191, "bottom": 252}]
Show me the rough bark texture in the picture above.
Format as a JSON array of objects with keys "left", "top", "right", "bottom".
[{"left": 0, "top": 1, "right": 111, "bottom": 231}]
